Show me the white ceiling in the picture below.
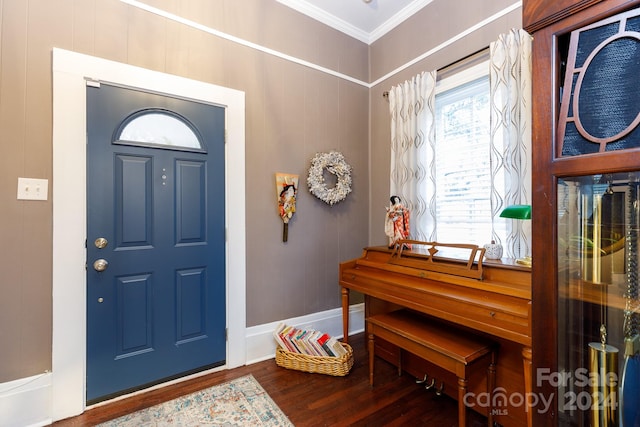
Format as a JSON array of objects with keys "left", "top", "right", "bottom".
[{"left": 276, "top": 0, "right": 433, "bottom": 44}]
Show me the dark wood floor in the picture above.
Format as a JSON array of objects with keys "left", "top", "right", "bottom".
[{"left": 53, "top": 333, "right": 488, "bottom": 426}]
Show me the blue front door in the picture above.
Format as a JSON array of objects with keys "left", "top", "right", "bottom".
[{"left": 86, "top": 83, "right": 226, "bottom": 403}]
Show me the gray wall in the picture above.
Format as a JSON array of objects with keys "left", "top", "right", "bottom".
[{"left": 0, "top": 0, "right": 522, "bottom": 384}]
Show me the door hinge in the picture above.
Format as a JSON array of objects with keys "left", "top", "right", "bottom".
[
  {"left": 225, "top": 328, "right": 228, "bottom": 341},
  {"left": 224, "top": 129, "right": 228, "bottom": 144}
]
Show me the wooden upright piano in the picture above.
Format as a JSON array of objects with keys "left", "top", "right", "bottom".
[{"left": 340, "top": 242, "right": 532, "bottom": 427}]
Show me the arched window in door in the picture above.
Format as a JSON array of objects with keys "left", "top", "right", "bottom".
[{"left": 115, "top": 109, "right": 205, "bottom": 152}]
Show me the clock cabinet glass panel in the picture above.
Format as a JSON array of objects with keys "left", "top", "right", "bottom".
[{"left": 557, "top": 172, "right": 640, "bottom": 426}]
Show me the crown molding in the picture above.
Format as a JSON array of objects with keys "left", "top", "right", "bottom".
[
  {"left": 368, "top": 0, "right": 433, "bottom": 43},
  {"left": 276, "top": 0, "right": 433, "bottom": 45},
  {"left": 276, "top": 0, "right": 370, "bottom": 43}
]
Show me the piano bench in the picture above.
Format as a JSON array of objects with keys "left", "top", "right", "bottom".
[{"left": 366, "top": 309, "right": 496, "bottom": 427}]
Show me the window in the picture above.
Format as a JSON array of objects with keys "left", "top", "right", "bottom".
[
  {"left": 433, "top": 62, "right": 505, "bottom": 245},
  {"left": 115, "top": 110, "right": 204, "bottom": 152}
]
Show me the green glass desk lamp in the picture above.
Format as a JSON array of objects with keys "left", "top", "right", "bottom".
[{"left": 500, "top": 204, "right": 532, "bottom": 266}]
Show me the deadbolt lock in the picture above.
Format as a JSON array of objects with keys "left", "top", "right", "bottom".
[{"left": 94, "top": 237, "right": 108, "bottom": 249}]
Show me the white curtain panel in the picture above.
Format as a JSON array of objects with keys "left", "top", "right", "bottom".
[
  {"left": 388, "top": 71, "right": 437, "bottom": 242},
  {"left": 489, "top": 28, "right": 533, "bottom": 258}
]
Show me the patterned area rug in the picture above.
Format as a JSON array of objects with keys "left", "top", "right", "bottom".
[{"left": 97, "top": 374, "right": 294, "bottom": 426}]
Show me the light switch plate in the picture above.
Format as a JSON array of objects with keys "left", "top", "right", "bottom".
[{"left": 17, "top": 177, "right": 49, "bottom": 201}]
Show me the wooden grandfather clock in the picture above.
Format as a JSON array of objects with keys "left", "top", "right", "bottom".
[{"left": 525, "top": 0, "right": 640, "bottom": 426}]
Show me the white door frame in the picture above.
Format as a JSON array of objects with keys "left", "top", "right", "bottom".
[{"left": 51, "top": 48, "right": 246, "bottom": 421}]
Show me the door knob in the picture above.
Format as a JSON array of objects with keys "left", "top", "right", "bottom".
[{"left": 93, "top": 259, "right": 109, "bottom": 272}]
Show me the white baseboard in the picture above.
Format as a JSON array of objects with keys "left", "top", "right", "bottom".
[
  {"left": 245, "top": 303, "right": 365, "bottom": 364},
  {"left": 0, "top": 373, "right": 52, "bottom": 427},
  {"left": 0, "top": 304, "right": 364, "bottom": 426}
]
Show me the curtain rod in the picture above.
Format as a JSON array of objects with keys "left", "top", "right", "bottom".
[{"left": 381, "top": 47, "right": 489, "bottom": 101}]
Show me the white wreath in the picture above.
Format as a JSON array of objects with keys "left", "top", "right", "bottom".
[{"left": 307, "top": 151, "right": 352, "bottom": 205}]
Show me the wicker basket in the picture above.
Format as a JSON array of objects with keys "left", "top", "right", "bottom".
[{"left": 275, "top": 343, "right": 354, "bottom": 376}]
